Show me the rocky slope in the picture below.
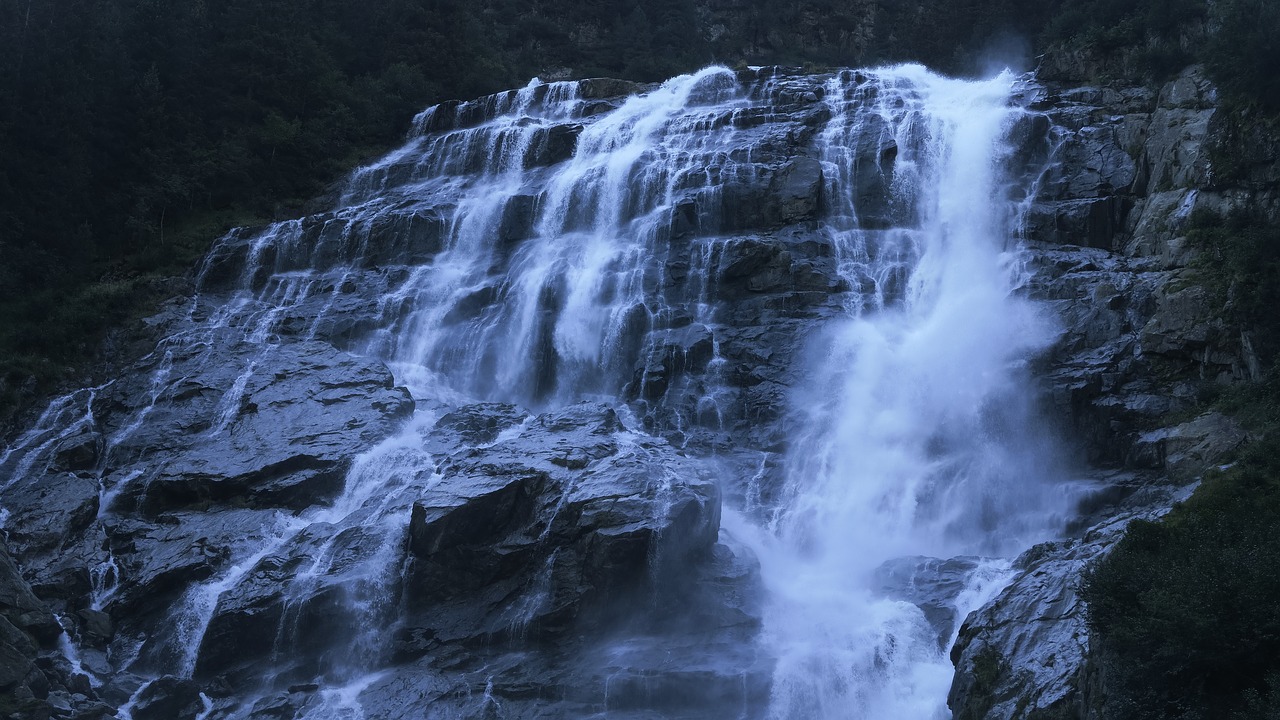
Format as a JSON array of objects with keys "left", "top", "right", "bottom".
[
  {"left": 948, "top": 65, "right": 1268, "bottom": 719},
  {"left": 0, "top": 64, "right": 1265, "bottom": 720}
]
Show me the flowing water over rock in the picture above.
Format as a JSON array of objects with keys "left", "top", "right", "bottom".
[
  {"left": 2, "top": 65, "right": 1097, "bottom": 719},
  {"left": 740, "top": 67, "right": 1071, "bottom": 719}
]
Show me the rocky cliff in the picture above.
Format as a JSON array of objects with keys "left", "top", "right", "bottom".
[
  {"left": 0, "top": 64, "right": 1267, "bottom": 720},
  {"left": 949, "top": 65, "right": 1272, "bottom": 719}
]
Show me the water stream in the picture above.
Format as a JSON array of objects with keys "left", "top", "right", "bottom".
[
  {"left": 0, "top": 64, "right": 1074, "bottom": 719},
  {"left": 743, "top": 67, "right": 1066, "bottom": 719}
]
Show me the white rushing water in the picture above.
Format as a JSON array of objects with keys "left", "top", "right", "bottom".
[
  {"left": 739, "top": 66, "right": 1066, "bottom": 718},
  {"left": 0, "top": 63, "right": 1074, "bottom": 719}
]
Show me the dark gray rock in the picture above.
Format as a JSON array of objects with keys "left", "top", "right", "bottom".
[
  {"left": 1129, "top": 411, "right": 1248, "bottom": 477},
  {"left": 50, "top": 432, "right": 102, "bottom": 473},
  {"left": 359, "top": 205, "right": 449, "bottom": 266},
  {"left": 431, "top": 403, "right": 528, "bottom": 447},
  {"left": 0, "top": 541, "right": 60, "bottom": 648},
  {"left": 98, "top": 338, "right": 413, "bottom": 515},
  {"left": 949, "top": 536, "right": 1098, "bottom": 720},
  {"left": 947, "top": 478, "right": 1186, "bottom": 720},
  {"left": 129, "top": 676, "right": 205, "bottom": 720},
  {"left": 1026, "top": 197, "right": 1129, "bottom": 249},
  {"left": 0, "top": 540, "right": 60, "bottom": 719},
  {"left": 105, "top": 509, "right": 274, "bottom": 622},
  {"left": 70, "top": 700, "right": 115, "bottom": 720},
  {"left": 526, "top": 124, "right": 582, "bottom": 168},
  {"left": 1, "top": 472, "right": 99, "bottom": 558},
  {"left": 1138, "top": 283, "right": 1219, "bottom": 358},
  {"left": 369, "top": 534, "right": 764, "bottom": 720},
  {"left": 73, "top": 610, "right": 111, "bottom": 649},
  {"left": 876, "top": 556, "right": 984, "bottom": 650},
  {"left": 404, "top": 402, "right": 721, "bottom": 645},
  {"left": 775, "top": 157, "right": 824, "bottom": 223},
  {"left": 576, "top": 78, "right": 643, "bottom": 100},
  {"left": 191, "top": 519, "right": 391, "bottom": 679},
  {"left": 497, "top": 194, "right": 540, "bottom": 244},
  {"left": 0, "top": 618, "right": 37, "bottom": 689}
]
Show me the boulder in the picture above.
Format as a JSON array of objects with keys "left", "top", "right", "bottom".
[
  {"left": 1130, "top": 411, "right": 1249, "bottom": 477},
  {"left": 97, "top": 339, "right": 413, "bottom": 516},
  {"left": 50, "top": 432, "right": 102, "bottom": 472},
  {"left": 1, "top": 472, "right": 99, "bottom": 558},
  {"left": 403, "top": 403, "right": 721, "bottom": 644},
  {"left": 128, "top": 676, "right": 205, "bottom": 720},
  {"left": 526, "top": 124, "right": 582, "bottom": 168},
  {"left": 875, "top": 556, "right": 986, "bottom": 650},
  {"left": 104, "top": 509, "right": 274, "bottom": 622}
]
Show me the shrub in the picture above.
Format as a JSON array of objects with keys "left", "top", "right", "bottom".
[{"left": 1084, "top": 394, "right": 1280, "bottom": 718}]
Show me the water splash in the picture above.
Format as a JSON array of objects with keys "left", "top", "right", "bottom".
[{"left": 749, "top": 65, "right": 1066, "bottom": 719}]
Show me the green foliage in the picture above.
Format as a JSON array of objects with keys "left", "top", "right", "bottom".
[
  {"left": 0, "top": 208, "right": 261, "bottom": 430},
  {"left": 1188, "top": 208, "right": 1280, "bottom": 362},
  {"left": 1204, "top": 0, "right": 1280, "bottom": 114},
  {"left": 1039, "top": 0, "right": 1205, "bottom": 81},
  {"left": 1091, "top": 205, "right": 1280, "bottom": 717},
  {"left": 1236, "top": 674, "right": 1280, "bottom": 720},
  {"left": 1084, "top": 414, "right": 1280, "bottom": 718}
]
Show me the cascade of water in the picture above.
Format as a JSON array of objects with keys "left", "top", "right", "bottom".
[
  {"left": 158, "top": 410, "right": 441, "bottom": 682},
  {"left": 380, "top": 67, "right": 749, "bottom": 408},
  {"left": 0, "top": 63, "right": 1075, "bottom": 720},
  {"left": 745, "top": 65, "right": 1066, "bottom": 719},
  {"left": 0, "top": 384, "right": 107, "bottom": 497}
]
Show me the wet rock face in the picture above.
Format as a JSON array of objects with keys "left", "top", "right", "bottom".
[
  {"left": 948, "top": 532, "right": 1101, "bottom": 720},
  {"left": 1024, "top": 65, "right": 1217, "bottom": 266},
  {"left": 947, "top": 478, "right": 1189, "bottom": 720},
  {"left": 876, "top": 556, "right": 985, "bottom": 650},
  {"left": 98, "top": 336, "right": 413, "bottom": 517},
  {"left": 947, "top": 66, "right": 1278, "bottom": 720},
  {"left": 370, "top": 517, "right": 765, "bottom": 720},
  {"left": 1020, "top": 65, "right": 1252, "bottom": 468},
  {"left": 180, "top": 402, "right": 751, "bottom": 716},
  {"left": 1129, "top": 411, "right": 1248, "bottom": 478},
  {"left": 129, "top": 675, "right": 206, "bottom": 720},
  {"left": 0, "top": 303, "right": 419, "bottom": 714},
  {"left": 0, "top": 539, "right": 63, "bottom": 720},
  {"left": 401, "top": 403, "right": 720, "bottom": 647}
]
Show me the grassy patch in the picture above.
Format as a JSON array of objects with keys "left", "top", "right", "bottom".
[
  {"left": 1084, "top": 365, "right": 1280, "bottom": 717},
  {"left": 0, "top": 208, "right": 267, "bottom": 431},
  {"left": 1187, "top": 208, "right": 1280, "bottom": 361}
]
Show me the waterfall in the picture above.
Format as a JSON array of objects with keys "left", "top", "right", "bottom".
[
  {"left": 735, "top": 66, "right": 1066, "bottom": 719},
  {"left": 0, "top": 64, "right": 1072, "bottom": 719}
]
